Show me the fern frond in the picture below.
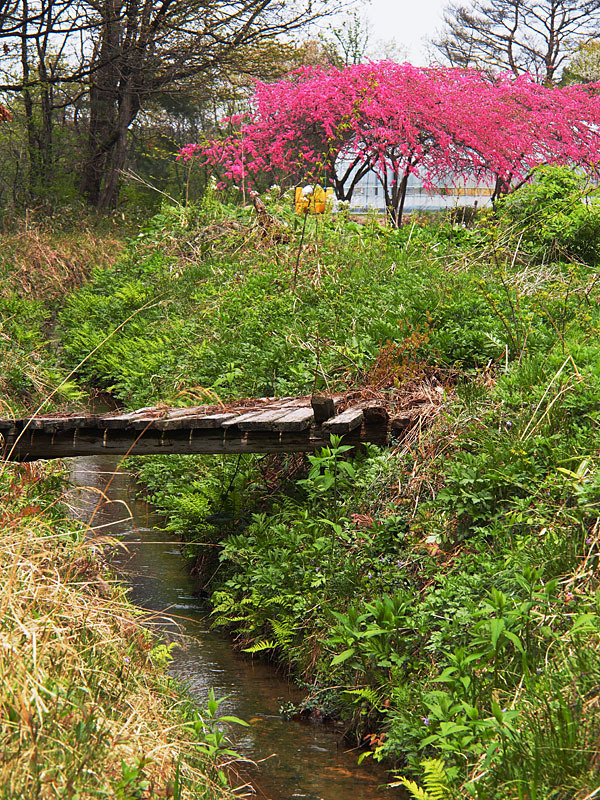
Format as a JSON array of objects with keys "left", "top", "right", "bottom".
[
  {"left": 421, "top": 758, "right": 450, "bottom": 800},
  {"left": 269, "top": 617, "right": 295, "bottom": 647},
  {"left": 343, "top": 686, "right": 381, "bottom": 709},
  {"left": 242, "top": 639, "right": 276, "bottom": 654},
  {"left": 389, "top": 777, "right": 430, "bottom": 800},
  {"left": 211, "top": 615, "right": 247, "bottom": 626},
  {"left": 264, "top": 593, "right": 295, "bottom": 609},
  {"left": 389, "top": 758, "right": 451, "bottom": 800}
]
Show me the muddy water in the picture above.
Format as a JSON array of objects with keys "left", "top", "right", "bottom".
[{"left": 69, "top": 455, "right": 399, "bottom": 800}]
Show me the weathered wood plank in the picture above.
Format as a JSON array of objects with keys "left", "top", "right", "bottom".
[
  {"left": 103, "top": 405, "right": 159, "bottom": 425},
  {"left": 362, "top": 404, "right": 389, "bottom": 426},
  {"left": 273, "top": 408, "right": 314, "bottom": 432},
  {"left": 157, "top": 413, "right": 237, "bottom": 431},
  {"left": 29, "top": 415, "right": 98, "bottom": 432},
  {"left": 311, "top": 395, "right": 335, "bottom": 424},
  {"left": 236, "top": 403, "right": 307, "bottom": 431},
  {"left": 390, "top": 413, "right": 414, "bottom": 436},
  {"left": 161, "top": 405, "right": 209, "bottom": 418},
  {"left": 220, "top": 405, "right": 290, "bottom": 430},
  {"left": 322, "top": 407, "right": 363, "bottom": 434},
  {"left": 104, "top": 415, "right": 155, "bottom": 429}
]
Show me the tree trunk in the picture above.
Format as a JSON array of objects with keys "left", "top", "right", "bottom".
[
  {"left": 390, "top": 170, "right": 409, "bottom": 228},
  {"left": 382, "top": 161, "right": 410, "bottom": 228},
  {"left": 80, "top": 0, "right": 123, "bottom": 207},
  {"left": 20, "top": 0, "right": 38, "bottom": 199},
  {"left": 37, "top": 59, "right": 53, "bottom": 182},
  {"left": 96, "top": 91, "right": 139, "bottom": 209},
  {"left": 330, "top": 154, "right": 372, "bottom": 203}
]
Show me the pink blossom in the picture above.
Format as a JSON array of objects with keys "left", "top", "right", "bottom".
[{"left": 178, "top": 63, "right": 600, "bottom": 215}]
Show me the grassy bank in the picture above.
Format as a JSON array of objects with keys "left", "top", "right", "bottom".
[
  {"left": 0, "top": 215, "right": 237, "bottom": 800},
  {"left": 0, "top": 210, "right": 129, "bottom": 416},
  {"left": 0, "top": 460, "right": 236, "bottom": 799},
  {"left": 56, "top": 170, "right": 600, "bottom": 798}
]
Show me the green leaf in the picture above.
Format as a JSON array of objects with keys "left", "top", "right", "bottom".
[
  {"left": 491, "top": 700, "right": 504, "bottom": 724},
  {"left": 503, "top": 630, "right": 524, "bottom": 653},
  {"left": 490, "top": 618, "right": 505, "bottom": 648},
  {"left": 217, "top": 715, "right": 250, "bottom": 727},
  {"left": 331, "top": 647, "right": 356, "bottom": 666},
  {"left": 571, "top": 613, "right": 598, "bottom": 633},
  {"left": 439, "top": 721, "right": 469, "bottom": 736},
  {"left": 433, "top": 666, "right": 458, "bottom": 682}
]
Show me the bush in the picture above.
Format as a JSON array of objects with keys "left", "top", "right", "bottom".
[{"left": 498, "top": 166, "right": 600, "bottom": 265}]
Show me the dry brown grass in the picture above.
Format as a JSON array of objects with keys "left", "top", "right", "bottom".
[
  {"left": 0, "top": 217, "right": 123, "bottom": 304},
  {"left": 0, "top": 461, "right": 232, "bottom": 800}
]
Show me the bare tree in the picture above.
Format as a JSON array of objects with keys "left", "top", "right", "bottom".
[
  {"left": 0, "top": 0, "right": 337, "bottom": 208},
  {"left": 79, "top": 0, "right": 340, "bottom": 209},
  {"left": 432, "top": 0, "right": 600, "bottom": 84},
  {"left": 319, "top": 11, "right": 370, "bottom": 66}
]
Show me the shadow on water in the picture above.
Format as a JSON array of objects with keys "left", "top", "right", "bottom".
[{"left": 68, "top": 455, "right": 401, "bottom": 800}]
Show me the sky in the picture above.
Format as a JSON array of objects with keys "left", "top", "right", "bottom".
[{"left": 363, "top": 0, "right": 448, "bottom": 65}]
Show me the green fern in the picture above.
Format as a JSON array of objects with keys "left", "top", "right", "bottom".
[
  {"left": 264, "top": 593, "right": 295, "bottom": 610},
  {"left": 390, "top": 758, "right": 452, "bottom": 800},
  {"left": 269, "top": 617, "right": 295, "bottom": 648},
  {"left": 242, "top": 639, "right": 276, "bottom": 654},
  {"left": 211, "top": 615, "right": 247, "bottom": 626},
  {"left": 343, "top": 686, "right": 382, "bottom": 710}
]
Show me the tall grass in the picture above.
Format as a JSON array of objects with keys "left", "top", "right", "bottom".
[
  {"left": 0, "top": 212, "right": 127, "bottom": 304},
  {"left": 0, "top": 460, "right": 233, "bottom": 799}
]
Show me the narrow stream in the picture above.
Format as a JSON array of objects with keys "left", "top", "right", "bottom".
[{"left": 69, "top": 455, "right": 398, "bottom": 800}]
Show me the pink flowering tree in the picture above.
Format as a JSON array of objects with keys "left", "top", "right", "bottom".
[
  {"left": 178, "top": 68, "right": 374, "bottom": 200},
  {"left": 179, "top": 63, "right": 600, "bottom": 225},
  {"left": 351, "top": 63, "right": 481, "bottom": 225},
  {"left": 447, "top": 72, "right": 600, "bottom": 201}
]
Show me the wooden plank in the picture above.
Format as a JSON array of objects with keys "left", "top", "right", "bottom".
[
  {"left": 236, "top": 401, "right": 307, "bottom": 431},
  {"left": 28, "top": 415, "right": 98, "bottom": 432},
  {"left": 221, "top": 405, "right": 290, "bottom": 430},
  {"left": 273, "top": 407, "right": 314, "bottom": 432},
  {"left": 122, "top": 417, "right": 162, "bottom": 431},
  {"left": 322, "top": 407, "right": 363, "bottom": 434},
  {"left": 161, "top": 405, "right": 209, "bottom": 419},
  {"left": 362, "top": 404, "right": 389, "bottom": 427},
  {"left": 311, "top": 395, "right": 334, "bottom": 424},
  {"left": 157, "top": 413, "right": 237, "bottom": 431},
  {"left": 390, "top": 413, "right": 413, "bottom": 436},
  {"left": 102, "top": 406, "right": 159, "bottom": 425},
  {"left": 104, "top": 415, "right": 156, "bottom": 429}
]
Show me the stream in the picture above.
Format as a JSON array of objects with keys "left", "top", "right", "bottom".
[{"left": 68, "top": 455, "right": 398, "bottom": 800}]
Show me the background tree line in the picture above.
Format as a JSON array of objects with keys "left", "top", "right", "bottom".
[
  {"left": 0, "top": 0, "right": 343, "bottom": 211},
  {"left": 0, "top": 0, "right": 598, "bottom": 214}
]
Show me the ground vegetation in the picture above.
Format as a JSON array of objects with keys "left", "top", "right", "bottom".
[
  {"left": 0, "top": 216, "right": 244, "bottom": 800},
  {"left": 54, "top": 167, "right": 600, "bottom": 798}
]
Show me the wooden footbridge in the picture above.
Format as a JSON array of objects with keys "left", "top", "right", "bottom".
[{"left": 1, "top": 395, "right": 416, "bottom": 462}]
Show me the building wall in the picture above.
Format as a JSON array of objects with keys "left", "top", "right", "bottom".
[{"left": 344, "top": 165, "right": 493, "bottom": 212}]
